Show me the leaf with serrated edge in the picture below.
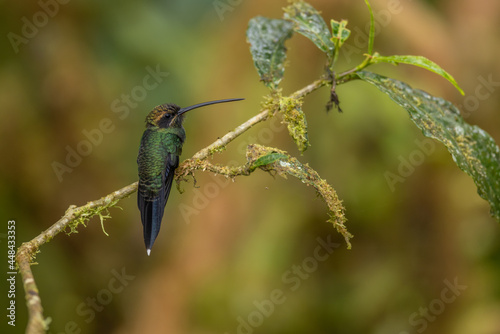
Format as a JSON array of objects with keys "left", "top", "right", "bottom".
[
  {"left": 331, "top": 19, "right": 350, "bottom": 48},
  {"left": 247, "top": 17, "right": 294, "bottom": 89},
  {"left": 358, "top": 70, "right": 500, "bottom": 221},
  {"left": 330, "top": 19, "right": 350, "bottom": 66},
  {"left": 283, "top": 1, "right": 334, "bottom": 58},
  {"left": 371, "top": 54, "right": 465, "bottom": 95}
]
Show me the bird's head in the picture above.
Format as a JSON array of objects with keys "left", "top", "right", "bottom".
[
  {"left": 146, "top": 103, "right": 184, "bottom": 128},
  {"left": 145, "top": 98, "right": 245, "bottom": 129}
]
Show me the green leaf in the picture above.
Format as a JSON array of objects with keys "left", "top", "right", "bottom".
[
  {"left": 246, "top": 17, "right": 294, "bottom": 89},
  {"left": 330, "top": 19, "right": 350, "bottom": 66},
  {"left": 364, "top": 0, "right": 374, "bottom": 54},
  {"left": 250, "top": 152, "right": 288, "bottom": 172},
  {"left": 370, "top": 54, "right": 465, "bottom": 95},
  {"left": 283, "top": 0, "right": 335, "bottom": 58},
  {"left": 357, "top": 70, "right": 500, "bottom": 221},
  {"left": 330, "top": 19, "right": 350, "bottom": 48}
]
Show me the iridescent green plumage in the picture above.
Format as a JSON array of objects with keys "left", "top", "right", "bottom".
[{"left": 137, "top": 99, "right": 244, "bottom": 255}]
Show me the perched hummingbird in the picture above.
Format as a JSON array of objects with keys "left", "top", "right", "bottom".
[{"left": 137, "top": 98, "right": 244, "bottom": 255}]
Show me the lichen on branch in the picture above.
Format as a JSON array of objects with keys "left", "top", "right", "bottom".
[{"left": 247, "top": 145, "right": 351, "bottom": 247}]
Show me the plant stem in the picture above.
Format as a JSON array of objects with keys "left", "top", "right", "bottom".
[{"left": 336, "top": 54, "right": 375, "bottom": 83}]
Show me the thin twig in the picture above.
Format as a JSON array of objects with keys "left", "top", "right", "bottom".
[
  {"left": 193, "top": 79, "right": 327, "bottom": 160},
  {"left": 192, "top": 109, "right": 270, "bottom": 160}
]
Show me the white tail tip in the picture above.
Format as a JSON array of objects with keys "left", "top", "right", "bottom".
[{"left": 147, "top": 249, "right": 151, "bottom": 256}]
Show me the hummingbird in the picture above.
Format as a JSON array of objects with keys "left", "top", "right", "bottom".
[{"left": 137, "top": 98, "right": 244, "bottom": 255}]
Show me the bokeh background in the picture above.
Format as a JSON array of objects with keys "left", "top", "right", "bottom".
[{"left": 1, "top": 0, "right": 500, "bottom": 333}]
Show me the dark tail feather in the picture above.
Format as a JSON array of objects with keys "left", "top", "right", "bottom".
[
  {"left": 138, "top": 166, "right": 176, "bottom": 254},
  {"left": 138, "top": 193, "right": 166, "bottom": 254}
]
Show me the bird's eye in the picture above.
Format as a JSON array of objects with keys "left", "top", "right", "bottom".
[{"left": 157, "top": 112, "right": 175, "bottom": 128}]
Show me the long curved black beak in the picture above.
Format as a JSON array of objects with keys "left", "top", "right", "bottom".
[{"left": 178, "top": 98, "right": 244, "bottom": 115}]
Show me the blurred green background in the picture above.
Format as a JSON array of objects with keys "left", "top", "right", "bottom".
[{"left": 2, "top": 0, "right": 500, "bottom": 333}]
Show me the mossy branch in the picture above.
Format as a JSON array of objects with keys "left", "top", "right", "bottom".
[
  {"left": 180, "top": 144, "right": 352, "bottom": 246},
  {"left": 15, "top": 183, "right": 137, "bottom": 334},
  {"left": 15, "top": 77, "right": 342, "bottom": 334}
]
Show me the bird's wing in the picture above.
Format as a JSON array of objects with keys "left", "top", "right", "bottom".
[{"left": 137, "top": 130, "right": 182, "bottom": 252}]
